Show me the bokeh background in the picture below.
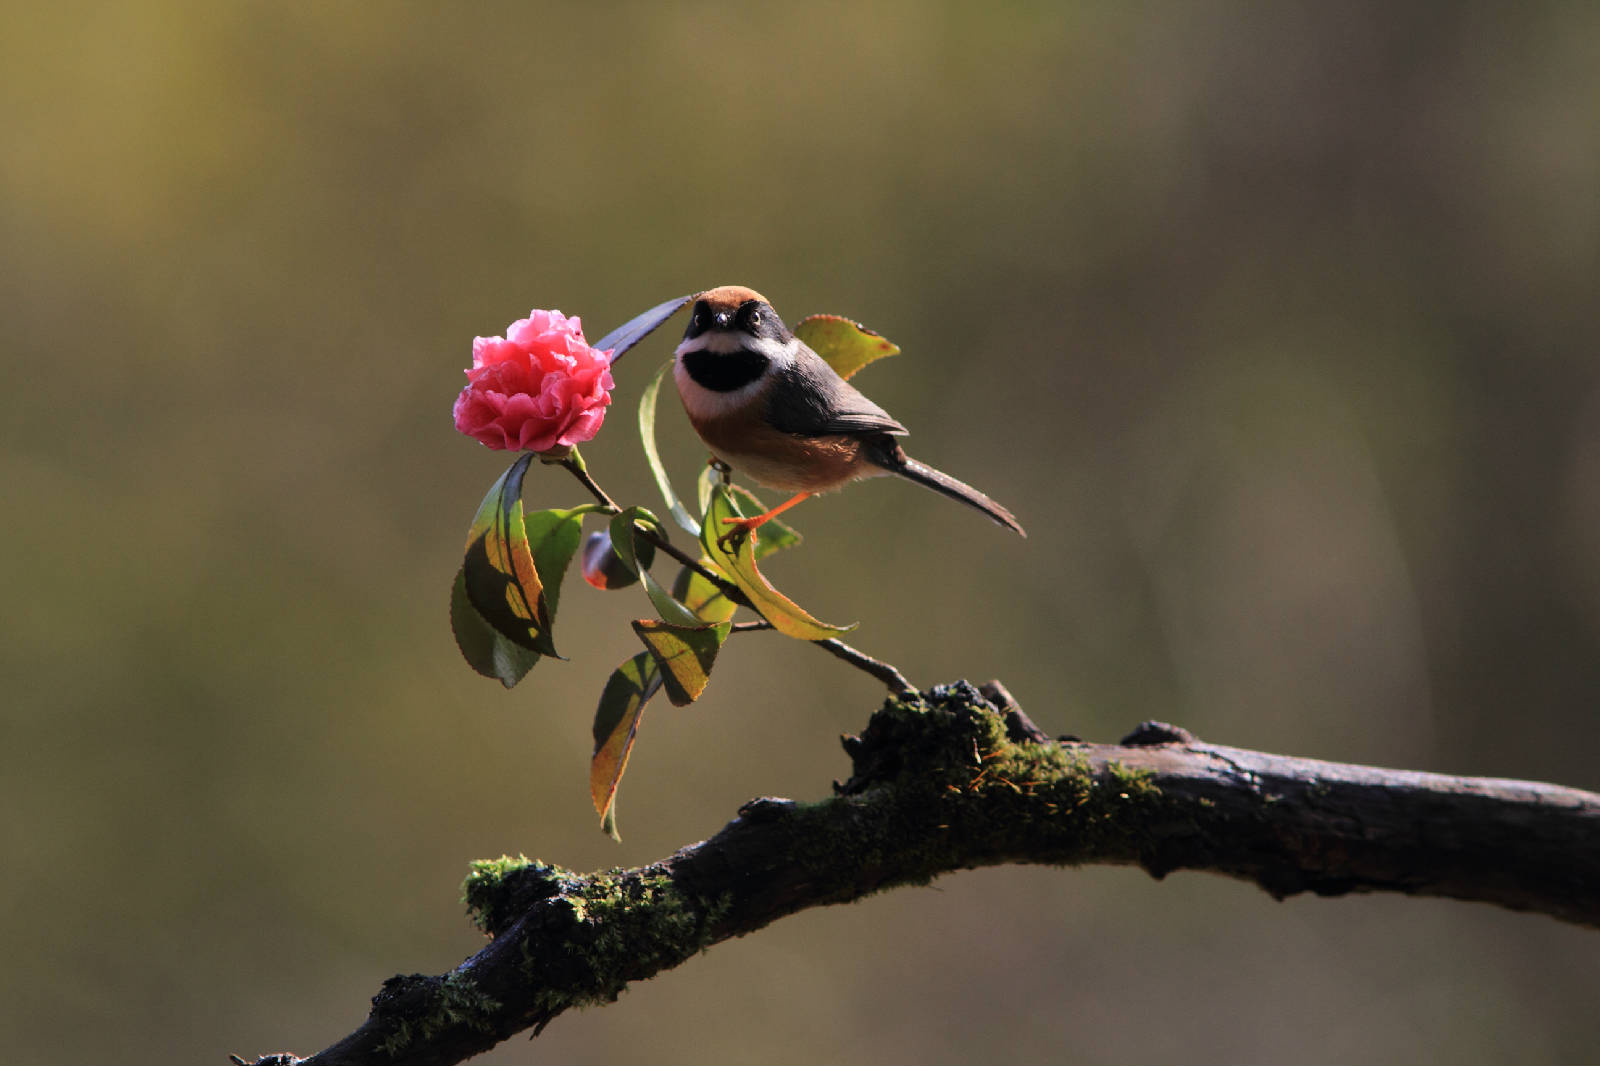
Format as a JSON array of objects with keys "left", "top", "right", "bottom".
[{"left": 4, "top": 3, "right": 1598, "bottom": 1063}]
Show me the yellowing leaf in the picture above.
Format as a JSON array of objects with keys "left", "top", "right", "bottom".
[
  {"left": 589, "top": 651, "right": 663, "bottom": 840},
  {"left": 673, "top": 559, "right": 739, "bottom": 625},
  {"left": 700, "top": 484, "right": 855, "bottom": 640},
  {"left": 729, "top": 485, "right": 801, "bottom": 560},
  {"left": 460, "top": 454, "right": 557, "bottom": 656},
  {"left": 632, "top": 618, "right": 732, "bottom": 707},
  {"left": 793, "top": 314, "right": 900, "bottom": 381}
]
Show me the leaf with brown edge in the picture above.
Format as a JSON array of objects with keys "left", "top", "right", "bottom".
[
  {"left": 632, "top": 618, "right": 732, "bottom": 707},
  {"left": 700, "top": 484, "right": 856, "bottom": 640},
  {"left": 793, "top": 314, "right": 900, "bottom": 381},
  {"left": 589, "top": 651, "right": 663, "bottom": 841}
]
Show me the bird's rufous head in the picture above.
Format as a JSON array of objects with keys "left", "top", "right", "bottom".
[
  {"left": 682, "top": 285, "right": 788, "bottom": 345},
  {"left": 697, "top": 285, "right": 769, "bottom": 314}
]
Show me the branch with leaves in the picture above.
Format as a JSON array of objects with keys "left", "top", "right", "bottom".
[
  {"left": 448, "top": 294, "right": 919, "bottom": 837},
  {"left": 234, "top": 681, "right": 1600, "bottom": 1066}
]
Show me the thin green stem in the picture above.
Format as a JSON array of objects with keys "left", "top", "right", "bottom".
[{"left": 559, "top": 456, "right": 620, "bottom": 513}]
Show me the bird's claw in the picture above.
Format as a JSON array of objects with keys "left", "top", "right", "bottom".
[{"left": 716, "top": 516, "right": 758, "bottom": 553}]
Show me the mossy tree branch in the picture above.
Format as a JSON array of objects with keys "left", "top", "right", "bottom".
[{"left": 237, "top": 681, "right": 1600, "bottom": 1066}]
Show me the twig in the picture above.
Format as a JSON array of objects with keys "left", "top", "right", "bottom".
[
  {"left": 556, "top": 454, "right": 618, "bottom": 512},
  {"left": 558, "top": 457, "right": 917, "bottom": 695},
  {"left": 815, "top": 638, "right": 916, "bottom": 696}
]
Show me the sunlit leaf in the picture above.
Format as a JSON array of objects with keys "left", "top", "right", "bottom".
[
  {"left": 460, "top": 454, "right": 558, "bottom": 655},
  {"left": 450, "top": 566, "right": 542, "bottom": 688},
  {"left": 671, "top": 559, "right": 739, "bottom": 625},
  {"left": 699, "top": 468, "right": 802, "bottom": 561},
  {"left": 608, "top": 508, "right": 704, "bottom": 628},
  {"left": 700, "top": 484, "right": 856, "bottom": 640},
  {"left": 793, "top": 314, "right": 900, "bottom": 381},
  {"left": 632, "top": 618, "right": 732, "bottom": 707},
  {"left": 665, "top": 485, "right": 803, "bottom": 627},
  {"left": 728, "top": 485, "right": 801, "bottom": 560},
  {"left": 696, "top": 462, "right": 718, "bottom": 520},
  {"left": 639, "top": 360, "right": 701, "bottom": 537},
  {"left": 589, "top": 651, "right": 663, "bottom": 840},
  {"left": 595, "top": 294, "right": 693, "bottom": 365},
  {"left": 456, "top": 451, "right": 603, "bottom": 671}
]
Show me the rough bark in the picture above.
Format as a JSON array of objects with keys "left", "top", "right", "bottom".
[{"left": 236, "top": 681, "right": 1600, "bottom": 1066}]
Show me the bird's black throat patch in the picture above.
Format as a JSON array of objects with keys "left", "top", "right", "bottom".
[{"left": 682, "top": 347, "right": 769, "bottom": 392}]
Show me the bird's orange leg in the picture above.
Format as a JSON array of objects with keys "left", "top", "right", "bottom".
[{"left": 717, "top": 491, "right": 811, "bottom": 550}]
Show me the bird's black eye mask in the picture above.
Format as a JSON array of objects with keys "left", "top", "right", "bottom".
[
  {"left": 684, "top": 301, "right": 713, "bottom": 339},
  {"left": 736, "top": 301, "right": 785, "bottom": 340}
]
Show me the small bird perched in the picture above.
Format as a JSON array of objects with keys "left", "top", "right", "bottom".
[{"left": 672, "top": 285, "right": 1025, "bottom": 543}]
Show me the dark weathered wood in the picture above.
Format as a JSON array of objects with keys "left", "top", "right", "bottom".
[
  {"left": 1084, "top": 734, "right": 1600, "bottom": 923},
  {"left": 237, "top": 682, "right": 1600, "bottom": 1066}
]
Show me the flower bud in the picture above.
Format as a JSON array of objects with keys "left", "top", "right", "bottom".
[{"left": 581, "top": 530, "right": 652, "bottom": 590}]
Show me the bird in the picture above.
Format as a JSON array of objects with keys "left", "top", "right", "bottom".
[{"left": 671, "top": 285, "right": 1025, "bottom": 545}]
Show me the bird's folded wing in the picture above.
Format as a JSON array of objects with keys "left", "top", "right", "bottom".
[{"left": 767, "top": 359, "right": 909, "bottom": 438}]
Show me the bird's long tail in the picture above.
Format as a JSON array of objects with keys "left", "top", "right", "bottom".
[{"left": 865, "top": 439, "right": 1026, "bottom": 536}]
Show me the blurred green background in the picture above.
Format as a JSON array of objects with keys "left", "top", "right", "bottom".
[{"left": 4, "top": 2, "right": 1598, "bottom": 1063}]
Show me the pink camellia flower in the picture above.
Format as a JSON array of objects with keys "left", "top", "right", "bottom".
[{"left": 453, "top": 309, "right": 615, "bottom": 453}]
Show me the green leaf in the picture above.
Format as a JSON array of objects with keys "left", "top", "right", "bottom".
[
  {"left": 460, "top": 454, "right": 559, "bottom": 655},
  {"left": 632, "top": 618, "right": 732, "bottom": 707},
  {"left": 524, "top": 504, "right": 603, "bottom": 623},
  {"left": 609, "top": 508, "right": 704, "bottom": 628},
  {"left": 793, "top": 314, "right": 900, "bottom": 381},
  {"left": 700, "top": 484, "right": 856, "bottom": 640},
  {"left": 589, "top": 651, "right": 663, "bottom": 840},
  {"left": 696, "top": 462, "right": 718, "bottom": 520},
  {"left": 449, "top": 566, "right": 542, "bottom": 688},
  {"left": 639, "top": 360, "right": 701, "bottom": 537},
  {"left": 595, "top": 294, "right": 693, "bottom": 366}
]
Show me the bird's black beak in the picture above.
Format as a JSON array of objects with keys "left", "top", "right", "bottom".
[{"left": 714, "top": 310, "right": 732, "bottom": 329}]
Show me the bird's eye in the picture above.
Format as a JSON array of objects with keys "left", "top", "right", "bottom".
[{"left": 747, "top": 310, "right": 761, "bottom": 329}]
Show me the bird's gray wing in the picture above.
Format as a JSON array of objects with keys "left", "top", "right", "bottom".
[{"left": 766, "top": 347, "right": 909, "bottom": 437}]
